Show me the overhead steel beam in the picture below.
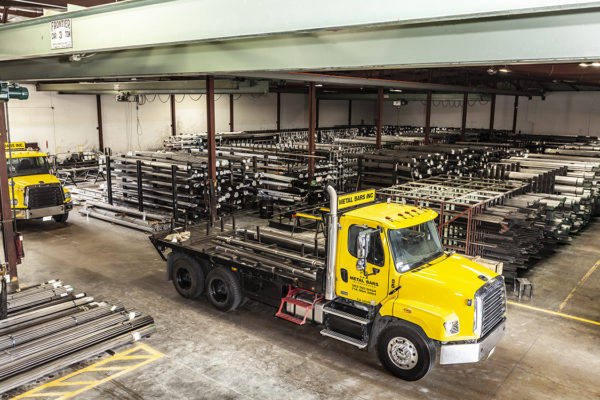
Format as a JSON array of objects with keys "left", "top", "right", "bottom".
[
  {"left": 0, "top": 4, "right": 600, "bottom": 83},
  {"left": 1, "top": 0, "right": 598, "bottom": 60},
  {"left": 317, "top": 92, "right": 492, "bottom": 101},
  {"left": 36, "top": 80, "right": 269, "bottom": 94},
  {"left": 231, "top": 72, "right": 538, "bottom": 96}
]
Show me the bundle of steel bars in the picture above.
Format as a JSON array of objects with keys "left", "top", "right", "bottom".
[{"left": 0, "top": 280, "right": 155, "bottom": 394}]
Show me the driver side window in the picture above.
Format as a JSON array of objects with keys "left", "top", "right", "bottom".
[{"left": 347, "top": 225, "right": 385, "bottom": 266}]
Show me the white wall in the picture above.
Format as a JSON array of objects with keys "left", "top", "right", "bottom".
[{"left": 7, "top": 86, "right": 600, "bottom": 156}]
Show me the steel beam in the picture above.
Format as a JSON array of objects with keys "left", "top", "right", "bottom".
[
  {"left": 461, "top": 92, "right": 468, "bottom": 141},
  {"left": 348, "top": 99, "right": 352, "bottom": 125},
  {"left": 170, "top": 94, "right": 176, "bottom": 136},
  {"left": 489, "top": 93, "right": 496, "bottom": 135},
  {"left": 512, "top": 95, "right": 519, "bottom": 134},
  {"left": 276, "top": 92, "right": 281, "bottom": 130},
  {"left": 1, "top": 4, "right": 600, "bottom": 82},
  {"left": 229, "top": 94, "right": 234, "bottom": 132},
  {"left": 376, "top": 88, "right": 383, "bottom": 149},
  {"left": 36, "top": 80, "right": 269, "bottom": 94},
  {"left": 425, "top": 91, "right": 432, "bottom": 145},
  {"left": 95, "top": 94, "right": 103, "bottom": 149},
  {"left": 318, "top": 92, "right": 492, "bottom": 101},
  {"left": 206, "top": 75, "right": 217, "bottom": 224},
  {"left": 308, "top": 82, "right": 316, "bottom": 182},
  {"left": 0, "top": 102, "right": 18, "bottom": 281}
]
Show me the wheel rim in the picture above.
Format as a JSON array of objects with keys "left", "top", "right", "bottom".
[
  {"left": 387, "top": 336, "right": 418, "bottom": 370},
  {"left": 209, "top": 278, "right": 229, "bottom": 304},
  {"left": 175, "top": 267, "right": 192, "bottom": 291}
]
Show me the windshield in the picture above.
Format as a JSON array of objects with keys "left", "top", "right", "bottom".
[
  {"left": 389, "top": 220, "right": 444, "bottom": 273},
  {"left": 7, "top": 156, "right": 51, "bottom": 177}
]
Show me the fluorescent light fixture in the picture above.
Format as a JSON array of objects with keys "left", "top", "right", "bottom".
[
  {"left": 390, "top": 89, "right": 403, "bottom": 92},
  {"left": 315, "top": 84, "right": 323, "bottom": 87},
  {"left": 499, "top": 68, "right": 510, "bottom": 73},
  {"left": 579, "top": 63, "right": 589, "bottom": 67},
  {"left": 592, "top": 62, "right": 600, "bottom": 67}
]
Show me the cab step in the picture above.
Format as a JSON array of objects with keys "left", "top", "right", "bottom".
[
  {"left": 320, "top": 329, "right": 368, "bottom": 349},
  {"left": 275, "top": 286, "right": 323, "bottom": 325},
  {"left": 322, "top": 305, "right": 370, "bottom": 324}
]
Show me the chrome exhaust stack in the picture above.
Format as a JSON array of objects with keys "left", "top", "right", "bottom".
[{"left": 325, "top": 185, "right": 337, "bottom": 301}]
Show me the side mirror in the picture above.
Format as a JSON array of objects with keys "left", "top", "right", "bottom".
[{"left": 356, "top": 230, "right": 372, "bottom": 271}]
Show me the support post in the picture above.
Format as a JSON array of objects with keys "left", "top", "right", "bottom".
[
  {"left": 206, "top": 75, "right": 217, "bottom": 224},
  {"left": 229, "top": 94, "right": 234, "bottom": 132},
  {"left": 0, "top": 102, "right": 18, "bottom": 281},
  {"left": 376, "top": 88, "right": 383, "bottom": 149},
  {"left": 512, "top": 95, "right": 519, "bottom": 135},
  {"left": 308, "top": 82, "right": 316, "bottom": 183},
  {"left": 461, "top": 92, "right": 468, "bottom": 141},
  {"left": 171, "top": 165, "right": 178, "bottom": 223},
  {"left": 105, "top": 155, "right": 113, "bottom": 205},
  {"left": 170, "top": 94, "right": 176, "bottom": 136},
  {"left": 136, "top": 160, "right": 143, "bottom": 212},
  {"left": 489, "top": 93, "right": 496, "bottom": 135},
  {"left": 425, "top": 91, "right": 432, "bottom": 145},
  {"left": 348, "top": 99, "right": 352, "bottom": 126},
  {"left": 276, "top": 92, "right": 281, "bottom": 131},
  {"left": 316, "top": 98, "right": 320, "bottom": 129},
  {"left": 96, "top": 95, "right": 104, "bottom": 151}
]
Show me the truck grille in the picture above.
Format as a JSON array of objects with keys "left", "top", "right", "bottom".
[
  {"left": 27, "top": 184, "right": 64, "bottom": 209},
  {"left": 479, "top": 277, "right": 507, "bottom": 337}
]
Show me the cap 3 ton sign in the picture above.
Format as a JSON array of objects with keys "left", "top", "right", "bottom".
[{"left": 50, "top": 19, "right": 72, "bottom": 50}]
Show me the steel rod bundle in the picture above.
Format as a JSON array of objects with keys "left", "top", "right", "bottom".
[{"left": 0, "top": 280, "right": 156, "bottom": 394}]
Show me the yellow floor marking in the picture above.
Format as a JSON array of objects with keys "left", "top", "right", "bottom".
[
  {"left": 558, "top": 259, "right": 600, "bottom": 311},
  {"left": 12, "top": 343, "right": 164, "bottom": 400},
  {"left": 507, "top": 301, "right": 600, "bottom": 326}
]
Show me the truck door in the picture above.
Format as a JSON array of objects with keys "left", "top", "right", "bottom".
[{"left": 335, "top": 218, "right": 390, "bottom": 305}]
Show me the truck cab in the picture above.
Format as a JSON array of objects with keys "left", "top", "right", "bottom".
[
  {"left": 322, "top": 191, "right": 506, "bottom": 380},
  {"left": 6, "top": 148, "right": 72, "bottom": 222}
]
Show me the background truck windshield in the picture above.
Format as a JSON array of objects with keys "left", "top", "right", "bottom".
[
  {"left": 7, "top": 156, "right": 50, "bottom": 177},
  {"left": 389, "top": 220, "right": 444, "bottom": 272}
]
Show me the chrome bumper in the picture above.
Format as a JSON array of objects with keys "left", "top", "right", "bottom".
[
  {"left": 15, "top": 205, "right": 67, "bottom": 220},
  {"left": 439, "top": 321, "right": 506, "bottom": 365}
]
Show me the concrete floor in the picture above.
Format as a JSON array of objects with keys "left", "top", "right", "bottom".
[{"left": 3, "top": 210, "right": 600, "bottom": 400}]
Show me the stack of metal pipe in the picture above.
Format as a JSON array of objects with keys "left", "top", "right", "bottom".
[{"left": 0, "top": 280, "right": 155, "bottom": 394}]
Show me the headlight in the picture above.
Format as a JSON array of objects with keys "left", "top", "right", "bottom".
[
  {"left": 473, "top": 295, "right": 483, "bottom": 336},
  {"left": 64, "top": 192, "right": 71, "bottom": 200},
  {"left": 444, "top": 319, "right": 460, "bottom": 336}
]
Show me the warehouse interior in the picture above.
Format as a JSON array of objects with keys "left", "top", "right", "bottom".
[{"left": 0, "top": 1, "right": 599, "bottom": 399}]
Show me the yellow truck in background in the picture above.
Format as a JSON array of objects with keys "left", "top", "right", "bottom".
[
  {"left": 151, "top": 186, "right": 507, "bottom": 381},
  {"left": 5, "top": 143, "right": 72, "bottom": 222}
]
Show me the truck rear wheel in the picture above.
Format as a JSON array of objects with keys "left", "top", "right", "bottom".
[
  {"left": 168, "top": 252, "right": 205, "bottom": 299},
  {"left": 205, "top": 267, "right": 242, "bottom": 312},
  {"left": 377, "top": 323, "right": 436, "bottom": 381},
  {"left": 53, "top": 212, "right": 69, "bottom": 223}
]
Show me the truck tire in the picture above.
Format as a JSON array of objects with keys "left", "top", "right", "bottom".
[
  {"left": 53, "top": 212, "right": 69, "bottom": 223},
  {"left": 205, "top": 267, "right": 242, "bottom": 312},
  {"left": 168, "top": 252, "right": 205, "bottom": 299},
  {"left": 377, "top": 323, "right": 436, "bottom": 381}
]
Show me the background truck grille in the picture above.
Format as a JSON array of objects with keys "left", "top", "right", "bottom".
[
  {"left": 27, "top": 184, "right": 63, "bottom": 209},
  {"left": 480, "top": 278, "right": 506, "bottom": 337}
]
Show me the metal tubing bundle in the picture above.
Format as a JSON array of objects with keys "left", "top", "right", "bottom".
[{"left": 0, "top": 280, "right": 156, "bottom": 394}]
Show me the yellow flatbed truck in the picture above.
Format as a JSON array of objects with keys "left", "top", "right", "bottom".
[
  {"left": 150, "top": 186, "right": 506, "bottom": 381},
  {"left": 6, "top": 145, "right": 72, "bottom": 222}
]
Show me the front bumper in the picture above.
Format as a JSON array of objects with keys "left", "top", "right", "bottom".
[
  {"left": 439, "top": 321, "right": 506, "bottom": 365},
  {"left": 14, "top": 203, "right": 72, "bottom": 220}
]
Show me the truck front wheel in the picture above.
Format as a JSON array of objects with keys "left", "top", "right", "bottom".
[
  {"left": 377, "top": 323, "right": 436, "bottom": 381},
  {"left": 53, "top": 212, "right": 69, "bottom": 223},
  {"left": 168, "top": 252, "right": 205, "bottom": 299},
  {"left": 205, "top": 267, "right": 242, "bottom": 312}
]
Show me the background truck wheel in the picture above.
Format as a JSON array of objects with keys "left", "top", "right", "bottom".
[
  {"left": 53, "top": 212, "right": 69, "bottom": 223},
  {"left": 168, "top": 252, "right": 205, "bottom": 299},
  {"left": 377, "top": 323, "right": 436, "bottom": 381},
  {"left": 205, "top": 267, "right": 242, "bottom": 312}
]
